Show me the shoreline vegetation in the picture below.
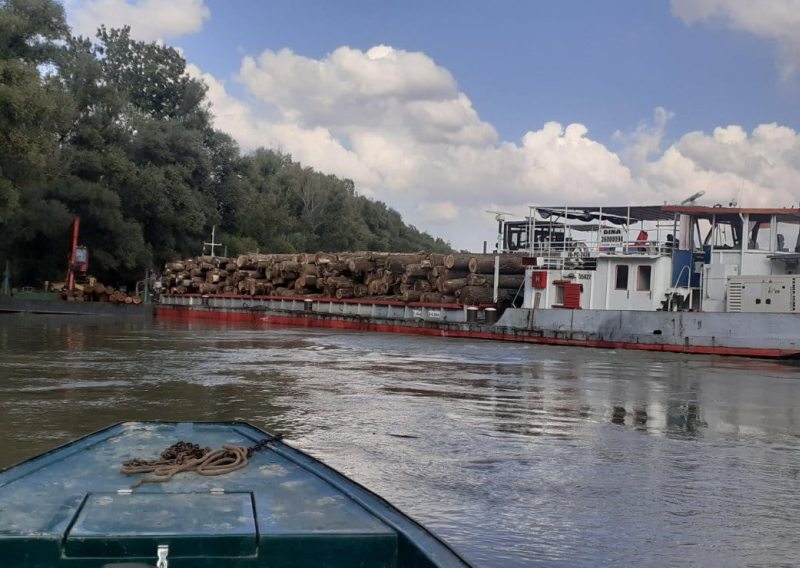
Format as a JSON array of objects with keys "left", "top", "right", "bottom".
[{"left": 0, "top": 0, "right": 451, "bottom": 289}]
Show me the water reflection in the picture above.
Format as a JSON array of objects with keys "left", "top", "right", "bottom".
[{"left": 2, "top": 315, "right": 800, "bottom": 566}]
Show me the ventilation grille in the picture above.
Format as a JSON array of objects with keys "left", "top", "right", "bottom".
[{"left": 727, "top": 281, "right": 743, "bottom": 313}]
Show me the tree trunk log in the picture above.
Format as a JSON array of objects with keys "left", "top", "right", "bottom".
[
  {"left": 444, "top": 254, "right": 471, "bottom": 270},
  {"left": 439, "top": 278, "right": 469, "bottom": 294},
  {"left": 466, "top": 274, "right": 525, "bottom": 288},
  {"left": 402, "top": 291, "right": 422, "bottom": 302},
  {"left": 468, "top": 254, "right": 526, "bottom": 274}
]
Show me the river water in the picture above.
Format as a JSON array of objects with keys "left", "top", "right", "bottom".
[{"left": 1, "top": 314, "right": 800, "bottom": 566}]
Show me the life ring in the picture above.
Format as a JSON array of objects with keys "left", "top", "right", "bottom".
[{"left": 569, "top": 242, "right": 590, "bottom": 257}]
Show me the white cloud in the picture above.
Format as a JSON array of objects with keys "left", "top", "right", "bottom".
[
  {"left": 644, "top": 123, "right": 800, "bottom": 207},
  {"left": 613, "top": 106, "right": 675, "bottom": 175},
  {"left": 190, "top": 44, "right": 800, "bottom": 249},
  {"left": 417, "top": 201, "right": 460, "bottom": 223},
  {"left": 68, "top": 0, "right": 210, "bottom": 41},
  {"left": 238, "top": 45, "right": 497, "bottom": 147},
  {"left": 671, "top": 0, "right": 800, "bottom": 79}
]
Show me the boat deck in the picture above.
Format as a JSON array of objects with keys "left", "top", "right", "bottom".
[{"left": 0, "top": 422, "right": 468, "bottom": 567}]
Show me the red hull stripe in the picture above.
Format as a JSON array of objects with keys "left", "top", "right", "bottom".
[{"left": 155, "top": 307, "right": 800, "bottom": 359}]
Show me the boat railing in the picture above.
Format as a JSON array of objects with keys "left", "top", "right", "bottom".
[{"left": 527, "top": 237, "right": 673, "bottom": 263}]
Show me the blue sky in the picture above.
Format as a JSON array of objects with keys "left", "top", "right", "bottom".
[
  {"left": 68, "top": 0, "right": 800, "bottom": 249},
  {"left": 177, "top": 0, "right": 798, "bottom": 146}
]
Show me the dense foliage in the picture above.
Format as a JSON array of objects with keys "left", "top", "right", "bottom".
[{"left": 0, "top": 0, "right": 450, "bottom": 286}]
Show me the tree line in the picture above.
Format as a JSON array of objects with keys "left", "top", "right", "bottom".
[{"left": 0, "top": 0, "right": 451, "bottom": 287}]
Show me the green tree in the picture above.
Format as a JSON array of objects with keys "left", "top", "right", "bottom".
[{"left": 0, "top": 0, "right": 68, "bottom": 223}]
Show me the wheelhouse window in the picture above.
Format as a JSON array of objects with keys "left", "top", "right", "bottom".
[
  {"left": 637, "top": 265, "right": 652, "bottom": 291},
  {"left": 615, "top": 265, "right": 629, "bottom": 290}
]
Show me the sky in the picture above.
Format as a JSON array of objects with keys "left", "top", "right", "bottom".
[{"left": 65, "top": 0, "right": 800, "bottom": 250}]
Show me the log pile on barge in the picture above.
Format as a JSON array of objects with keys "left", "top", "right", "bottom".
[
  {"left": 61, "top": 283, "right": 143, "bottom": 305},
  {"left": 162, "top": 252, "right": 526, "bottom": 305}
]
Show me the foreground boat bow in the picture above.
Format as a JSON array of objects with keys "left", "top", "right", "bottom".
[{"left": 0, "top": 422, "right": 469, "bottom": 567}]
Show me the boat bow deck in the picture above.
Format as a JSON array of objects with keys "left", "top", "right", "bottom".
[{"left": 0, "top": 422, "right": 468, "bottom": 567}]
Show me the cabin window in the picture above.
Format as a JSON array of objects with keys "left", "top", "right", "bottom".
[
  {"left": 748, "top": 218, "right": 772, "bottom": 250},
  {"left": 615, "top": 265, "right": 629, "bottom": 290},
  {"left": 637, "top": 265, "right": 652, "bottom": 291},
  {"left": 775, "top": 216, "right": 799, "bottom": 252}
]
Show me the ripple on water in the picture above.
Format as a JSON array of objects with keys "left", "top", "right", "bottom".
[{"left": 2, "top": 317, "right": 800, "bottom": 566}]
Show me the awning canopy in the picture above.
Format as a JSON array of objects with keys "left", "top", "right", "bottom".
[{"left": 535, "top": 206, "right": 675, "bottom": 225}]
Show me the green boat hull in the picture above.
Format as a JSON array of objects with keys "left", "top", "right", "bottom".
[{"left": 0, "top": 422, "right": 469, "bottom": 567}]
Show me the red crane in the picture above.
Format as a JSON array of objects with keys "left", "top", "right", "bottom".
[{"left": 66, "top": 216, "right": 89, "bottom": 292}]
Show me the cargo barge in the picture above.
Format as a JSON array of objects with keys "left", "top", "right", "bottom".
[{"left": 157, "top": 203, "right": 800, "bottom": 359}]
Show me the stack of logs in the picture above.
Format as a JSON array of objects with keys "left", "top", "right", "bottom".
[
  {"left": 62, "top": 283, "right": 143, "bottom": 305},
  {"left": 162, "top": 252, "right": 527, "bottom": 305}
]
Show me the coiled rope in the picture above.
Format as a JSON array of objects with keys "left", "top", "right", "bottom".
[{"left": 121, "top": 436, "right": 281, "bottom": 489}]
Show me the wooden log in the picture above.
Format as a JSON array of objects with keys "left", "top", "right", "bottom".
[
  {"left": 400, "top": 273, "right": 425, "bottom": 285},
  {"left": 457, "top": 286, "right": 511, "bottom": 305},
  {"left": 432, "top": 267, "right": 469, "bottom": 281},
  {"left": 444, "top": 254, "right": 471, "bottom": 270},
  {"left": 132, "top": 296, "right": 143, "bottom": 305},
  {"left": 124, "top": 296, "right": 133, "bottom": 304},
  {"left": 296, "top": 275, "right": 317, "bottom": 290},
  {"left": 466, "top": 274, "right": 526, "bottom": 288},
  {"left": 248, "top": 279, "right": 268, "bottom": 295},
  {"left": 385, "top": 253, "right": 425, "bottom": 273},
  {"left": 354, "top": 284, "right": 369, "bottom": 298},
  {"left": 211, "top": 257, "right": 234, "bottom": 268},
  {"left": 199, "top": 283, "right": 218, "bottom": 294},
  {"left": 428, "top": 253, "right": 447, "bottom": 267},
  {"left": 336, "top": 287, "right": 355, "bottom": 299},
  {"left": 413, "top": 280, "right": 432, "bottom": 293},
  {"left": 439, "top": 278, "right": 469, "bottom": 294},
  {"left": 405, "top": 264, "right": 429, "bottom": 278},
  {"left": 94, "top": 283, "right": 106, "bottom": 296},
  {"left": 238, "top": 270, "right": 262, "bottom": 279},
  {"left": 280, "top": 261, "right": 303, "bottom": 273},
  {"left": 402, "top": 291, "right": 422, "bottom": 302},
  {"left": 314, "top": 252, "right": 336, "bottom": 264},
  {"left": 326, "top": 276, "right": 355, "bottom": 289},
  {"left": 468, "top": 254, "right": 526, "bottom": 274},
  {"left": 105, "top": 286, "right": 115, "bottom": 295},
  {"left": 349, "top": 257, "right": 376, "bottom": 273}
]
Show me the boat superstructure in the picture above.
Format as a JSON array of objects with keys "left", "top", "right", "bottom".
[{"left": 512, "top": 204, "right": 800, "bottom": 315}]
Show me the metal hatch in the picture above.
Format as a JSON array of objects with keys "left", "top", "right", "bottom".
[{"left": 64, "top": 492, "right": 257, "bottom": 559}]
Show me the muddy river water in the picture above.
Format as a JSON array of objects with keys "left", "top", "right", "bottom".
[{"left": 1, "top": 314, "right": 800, "bottom": 566}]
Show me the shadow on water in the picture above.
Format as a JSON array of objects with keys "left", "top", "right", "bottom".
[{"left": 2, "top": 314, "right": 800, "bottom": 566}]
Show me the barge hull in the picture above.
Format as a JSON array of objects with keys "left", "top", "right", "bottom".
[{"left": 156, "top": 296, "right": 800, "bottom": 359}]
